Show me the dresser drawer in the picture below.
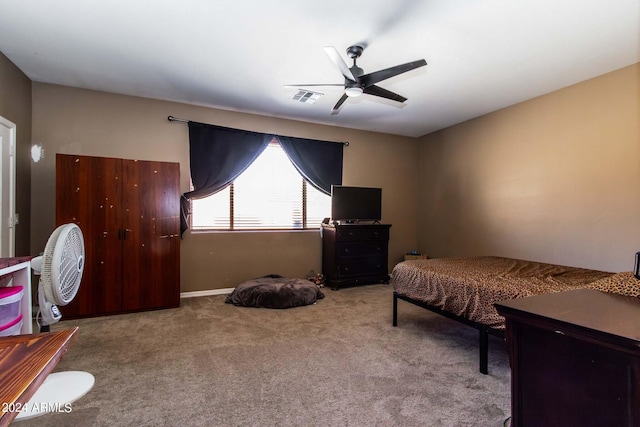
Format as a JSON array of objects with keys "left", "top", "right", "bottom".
[
  {"left": 337, "top": 242, "right": 386, "bottom": 259},
  {"left": 337, "top": 257, "right": 387, "bottom": 277},
  {"left": 336, "top": 227, "right": 389, "bottom": 241}
]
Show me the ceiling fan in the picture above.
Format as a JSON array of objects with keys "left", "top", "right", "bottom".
[{"left": 287, "top": 45, "right": 427, "bottom": 114}]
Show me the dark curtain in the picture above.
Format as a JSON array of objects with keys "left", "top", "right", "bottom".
[
  {"left": 277, "top": 135, "right": 343, "bottom": 195},
  {"left": 180, "top": 122, "right": 271, "bottom": 234},
  {"left": 181, "top": 121, "right": 344, "bottom": 235}
]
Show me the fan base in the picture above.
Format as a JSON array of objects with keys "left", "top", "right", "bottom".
[{"left": 14, "top": 371, "right": 95, "bottom": 421}]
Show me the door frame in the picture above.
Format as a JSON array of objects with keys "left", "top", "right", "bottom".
[{"left": 0, "top": 116, "right": 16, "bottom": 257}]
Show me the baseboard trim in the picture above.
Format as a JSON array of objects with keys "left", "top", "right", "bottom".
[{"left": 180, "top": 288, "right": 234, "bottom": 299}]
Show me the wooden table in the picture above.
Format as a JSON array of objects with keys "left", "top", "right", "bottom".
[
  {"left": 495, "top": 289, "right": 640, "bottom": 427},
  {"left": 0, "top": 328, "right": 78, "bottom": 426}
]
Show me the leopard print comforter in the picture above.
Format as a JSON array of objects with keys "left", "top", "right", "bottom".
[
  {"left": 586, "top": 271, "right": 640, "bottom": 297},
  {"left": 391, "top": 256, "right": 616, "bottom": 329}
]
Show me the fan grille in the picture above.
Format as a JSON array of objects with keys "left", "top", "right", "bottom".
[
  {"left": 41, "top": 224, "right": 85, "bottom": 305},
  {"left": 56, "top": 226, "right": 84, "bottom": 303}
]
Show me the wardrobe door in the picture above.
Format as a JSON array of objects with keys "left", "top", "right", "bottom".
[
  {"left": 56, "top": 154, "right": 123, "bottom": 317},
  {"left": 120, "top": 159, "right": 180, "bottom": 311}
]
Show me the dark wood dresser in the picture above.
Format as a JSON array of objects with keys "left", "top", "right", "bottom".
[
  {"left": 495, "top": 289, "right": 640, "bottom": 427},
  {"left": 321, "top": 223, "right": 391, "bottom": 290}
]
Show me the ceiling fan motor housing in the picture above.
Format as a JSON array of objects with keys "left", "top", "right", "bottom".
[{"left": 346, "top": 45, "right": 364, "bottom": 59}]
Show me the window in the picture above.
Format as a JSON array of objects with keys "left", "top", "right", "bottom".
[{"left": 191, "top": 140, "right": 330, "bottom": 230}]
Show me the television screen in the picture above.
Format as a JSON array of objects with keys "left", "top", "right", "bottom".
[{"left": 331, "top": 186, "right": 382, "bottom": 222}]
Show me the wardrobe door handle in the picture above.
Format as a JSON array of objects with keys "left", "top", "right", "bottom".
[{"left": 117, "top": 228, "right": 129, "bottom": 240}]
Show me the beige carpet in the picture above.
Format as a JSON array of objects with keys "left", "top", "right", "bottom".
[{"left": 18, "top": 284, "right": 510, "bottom": 426}]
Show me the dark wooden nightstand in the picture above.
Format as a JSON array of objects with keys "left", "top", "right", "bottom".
[{"left": 495, "top": 289, "right": 640, "bottom": 427}]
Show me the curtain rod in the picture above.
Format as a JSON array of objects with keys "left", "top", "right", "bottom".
[
  {"left": 167, "top": 115, "right": 189, "bottom": 123},
  {"left": 167, "top": 115, "right": 349, "bottom": 146}
]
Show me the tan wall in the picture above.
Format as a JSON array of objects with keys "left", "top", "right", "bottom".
[
  {"left": 0, "top": 53, "right": 31, "bottom": 256},
  {"left": 417, "top": 63, "right": 640, "bottom": 272},
  {"left": 32, "top": 83, "right": 418, "bottom": 291}
]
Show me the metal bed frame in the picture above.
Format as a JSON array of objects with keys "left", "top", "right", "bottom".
[{"left": 393, "top": 291, "right": 505, "bottom": 374}]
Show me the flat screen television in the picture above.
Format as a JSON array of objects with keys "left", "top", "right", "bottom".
[{"left": 331, "top": 185, "right": 382, "bottom": 223}]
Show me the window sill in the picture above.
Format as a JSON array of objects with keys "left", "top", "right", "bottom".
[{"left": 188, "top": 228, "right": 321, "bottom": 235}]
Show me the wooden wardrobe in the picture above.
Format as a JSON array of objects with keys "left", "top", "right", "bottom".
[{"left": 56, "top": 154, "right": 180, "bottom": 318}]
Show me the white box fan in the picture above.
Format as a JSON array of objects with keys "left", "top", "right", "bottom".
[
  {"left": 31, "top": 222, "right": 85, "bottom": 330},
  {"left": 16, "top": 223, "right": 94, "bottom": 422}
]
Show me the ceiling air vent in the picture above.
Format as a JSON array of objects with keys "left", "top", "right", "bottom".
[{"left": 292, "top": 89, "right": 322, "bottom": 104}]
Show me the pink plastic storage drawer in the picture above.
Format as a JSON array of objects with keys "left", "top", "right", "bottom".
[
  {"left": 0, "top": 285, "right": 23, "bottom": 327},
  {"left": 0, "top": 313, "right": 22, "bottom": 336}
]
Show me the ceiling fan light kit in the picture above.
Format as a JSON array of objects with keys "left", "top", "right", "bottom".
[
  {"left": 286, "top": 45, "right": 427, "bottom": 114},
  {"left": 345, "top": 87, "right": 363, "bottom": 97}
]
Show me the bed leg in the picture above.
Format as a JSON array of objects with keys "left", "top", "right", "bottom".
[
  {"left": 392, "top": 292, "right": 398, "bottom": 327},
  {"left": 479, "top": 329, "right": 489, "bottom": 374}
]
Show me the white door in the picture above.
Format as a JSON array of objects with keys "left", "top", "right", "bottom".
[{"left": 0, "top": 117, "right": 16, "bottom": 257}]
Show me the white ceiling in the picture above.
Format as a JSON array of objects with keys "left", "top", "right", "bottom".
[{"left": 0, "top": 0, "right": 638, "bottom": 137}]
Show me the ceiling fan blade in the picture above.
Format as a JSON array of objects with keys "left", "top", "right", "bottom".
[
  {"left": 284, "top": 84, "right": 344, "bottom": 88},
  {"left": 324, "top": 46, "right": 357, "bottom": 82},
  {"left": 360, "top": 59, "right": 427, "bottom": 87},
  {"left": 363, "top": 85, "right": 407, "bottom": 103},
  {"left": 331, "top": 93, "right": 349, "bottom": 115}
]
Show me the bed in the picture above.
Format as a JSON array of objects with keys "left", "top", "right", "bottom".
[{"left": 390, "top": 256, "right": 638, "bottom": 374}]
